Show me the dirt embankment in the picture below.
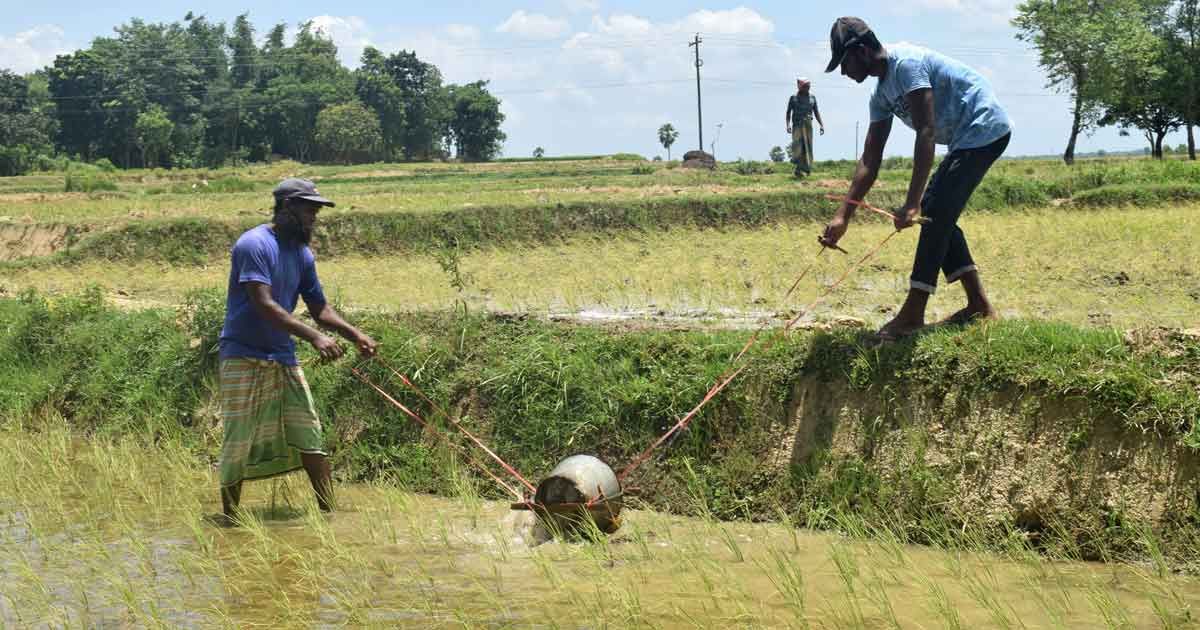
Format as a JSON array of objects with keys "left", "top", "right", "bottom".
[
  {"left": 0, "top": 223, "right": 81, "bottom": 262},
  {"left": 769, "top": 375, "right": 1198, "bottom": 552}
]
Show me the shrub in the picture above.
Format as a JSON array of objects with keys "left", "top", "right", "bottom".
[
  {"left": 880, "top": 156, "right": 912, "bottom": 170},
  {"left": 969, "top": 176, "right": 1050, "bottom": 210},
  {"left": 1072, "top": 183, "right": 1200, "bottom": 208},
  {"left": 611, "top": 153, "right": 647, "bottom": 161},
  {"left": 64, "top": 173, "right": 118, "bottom": 193},
  {"left": 729, "top": 159, "right": 775, "bottom": 175}
]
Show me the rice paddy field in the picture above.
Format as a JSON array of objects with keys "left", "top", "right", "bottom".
[
  {"left": 1, "top": 154, "right": 1199, "bottom": 627},
  {"left": 2, "top": 422, "right": 1198, "bottom": 628},
  {"left": 1, "top": 156, "right": 1198, "bottom": 329}
]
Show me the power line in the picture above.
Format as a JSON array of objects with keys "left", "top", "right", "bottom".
[
  {"left": 0, "top": 76, "right": 1069, "bottom": 105},
  {"left": 55, "top": 34, "right": 1043, "bottom": 63}
]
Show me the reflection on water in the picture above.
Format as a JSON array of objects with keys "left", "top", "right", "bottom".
[{"left": 3, "top": 476, "right": 1198, "bottom": 629}]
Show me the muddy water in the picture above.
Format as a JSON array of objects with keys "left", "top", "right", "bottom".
[{"left": 2, "top": 480, "right": 1197, "bottom": 629}]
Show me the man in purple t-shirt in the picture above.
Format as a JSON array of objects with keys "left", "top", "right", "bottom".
[{"left": 216, "top": 178, "right": 377, "bottom": 524}]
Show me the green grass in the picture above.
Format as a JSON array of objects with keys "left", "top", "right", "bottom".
[
  {"left": 0, "top": 289, "right": 1196, "bottom": 566},
  {"left": 7, "top": 154, "right": 1200, "bottom": 227},
  {"left": 5, "top": 205, "right": 1196, "bottom": 330},
  {"left": 2, "top": 422, "right": 1195, "bottom": 627},
  {"left": 4, "top": 155, "right": 1200, "bottom": 275},
  {"left": 1072, "top": 182, "right": 1200, "bottom": 207},
  {"left": 3, "top": 153, "right": 1200, "bottom": 584},
  {"left": 2, "top": 189, "right": 913, "bottom": 266}
]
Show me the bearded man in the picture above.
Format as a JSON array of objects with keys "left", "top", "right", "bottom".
[{"left": 216, "top": 178, "right": 377, "bottom": 523}]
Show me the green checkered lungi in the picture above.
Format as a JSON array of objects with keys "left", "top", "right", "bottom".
[
  {"left": 791, "top": 119, "right": 814, "bottom": 174},
  {"left": 219, "top": 357, "right": 325, "bottom": 488}
]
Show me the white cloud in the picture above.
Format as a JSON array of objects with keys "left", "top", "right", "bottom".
[
  {"left": 386, "top": 24, "right": 540, "bottom": 89},
  {"left": 590, "top": 14, "right": 653, "bottom": 37},
  {"left": 0, "top": 25, "right": 70, "bottom": 73},
  {"left": 496, "top": 11, "right": 571, "bottom": 40},
  {"left": 308, "top": 15, "right": 373, "bottom": 67},
  {"left": 673, "top": 7, "right": 774, "bottom": 36}
]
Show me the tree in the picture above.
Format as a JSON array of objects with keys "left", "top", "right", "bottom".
[
  {"left": 533, "top": 147, "right": 545, "bottom": 158},
  {"left": 1099, "top": 22, "right": 1182, "bottom": 159},
  {"left": 315, "top": 101, "right": 383, "bottom": 164},
  {"left": 1168, "top": 0, "right": 1200, "bottom": 159},
  {"left": 135, "top": 105, "right": 174, "bottom": 167},
  {"left": 25, "top": 13, "right": 497, "bottom": 168},
  {"left": 769, "top": 146, "right": 785, "bottom": 162},
  {"left": 446, "top": 81, "right": 506, "bottom": 161},
  {"left": 229, "top": 14, "right": 258, "bottom": 89},
  {"left": 355, "top": 47, "right": 407, "bottom": 160},
  {"left": 657, "top": 123, "right": 679, "bottom": 160},
  {"left": 386, "top": 50, "right": 451, "bottom": 159},
  {"left": 48, "top": 50, "right": 114, "bottom": 161},
  {"left": 261, "top": 22, "right": 354, "bottom": 162},
  {"left": 1014, "top": 0, "right": 1162, "bottom": 164},
  {"left": 0, "top": 69, "right": 56, "bottom": 176}
]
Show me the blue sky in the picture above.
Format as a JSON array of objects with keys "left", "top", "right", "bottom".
[{"left": 1, "top": 1, "right": 1191, "bottom": 160}]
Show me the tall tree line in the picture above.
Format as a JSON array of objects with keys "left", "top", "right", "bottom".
[
  {"left": 0, "top": 13, "right": 505, "bottom": 175},
  {"left": 1015, "top": 0, "right": 1200, "bottom": 162}
]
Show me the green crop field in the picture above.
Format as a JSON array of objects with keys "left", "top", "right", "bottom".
[
  {"left": 2, "top": 155, "right": 1199, "bottom": 627},
  {"left": 2, "top": 156, "right": 1198, "bottom": 330}
]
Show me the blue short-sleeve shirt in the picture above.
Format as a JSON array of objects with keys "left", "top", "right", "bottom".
[
  {"left": 869, "top": 44, "right": 1011, "bottom": 152},
  {"left": 219, "top": 224, "right": 327, "bottom": 366}
]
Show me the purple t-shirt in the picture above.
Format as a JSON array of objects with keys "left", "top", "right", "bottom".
[{"left": 219, "top": 224, "right": 327, "bottom": 366}]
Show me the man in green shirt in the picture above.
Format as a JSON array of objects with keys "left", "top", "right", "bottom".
[{"left": 786, "top": 78, "right": 826, "bottom": 177}]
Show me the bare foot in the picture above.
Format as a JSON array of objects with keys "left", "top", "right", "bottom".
[
  {"left": 938, "top": 305, "right": 998, "bottom": 327},
  {"left": 876, "top": 316, "right": 924, "bottom": 341}
]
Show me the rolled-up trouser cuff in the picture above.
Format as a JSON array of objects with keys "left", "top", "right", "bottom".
[
  {"left": 910, "top": 279, "right": 937, "bottom": 294},
  {"left": 946, "top": 264, "right": 977, "bottom": 283}
]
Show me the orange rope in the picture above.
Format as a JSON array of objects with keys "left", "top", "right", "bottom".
[
  {"left": 350, "top": 364, "right": 527, "bottom": 499},
  {"left": 369, "top": 355, "right": 538, "bottom": 494},
  {"left": 617, "top": 220, "right": 905, "bottom": 484},
  {"left": 825, "top": 195, "right": 931, "bottom": 225}
]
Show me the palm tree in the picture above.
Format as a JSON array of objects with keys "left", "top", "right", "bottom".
[{"left": 658, "top": 123, "right": 679, "bottom": 160}]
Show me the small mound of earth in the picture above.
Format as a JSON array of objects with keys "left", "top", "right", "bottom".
[
  {"left": 0, "top": 223, "right": 74, "bottom": 261},
  {"left": 1125, "top": 326, "right": 1200, "bottom": 359},
  {"left": 812, "top": 179, "right": 849, "bottom": 189},
  {"left": 681, "top": 150, "right": 716, "bottom": 169}
]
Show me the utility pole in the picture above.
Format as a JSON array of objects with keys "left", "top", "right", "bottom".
[
  {"left": 854, "top": 121, "right": 859, "bottom": 162},
  {"left": 232, "top": 97, "right": 241, "bottom": 164},
  {"left": 689, "top": 33, "right": 704, "bottom": 153}
]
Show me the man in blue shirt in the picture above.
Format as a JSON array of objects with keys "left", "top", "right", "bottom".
[
  {"left": 819, "top": 17, "right": 1012, "bottom": 340},
  {"left": 217, "top": 178, "right": 377, "bottom": 523}
]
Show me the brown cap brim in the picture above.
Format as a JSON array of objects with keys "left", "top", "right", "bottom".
[{"left": 824, "top": 50, "right": 846, "bottom": 73}]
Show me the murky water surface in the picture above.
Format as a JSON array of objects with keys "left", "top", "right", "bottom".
[
  {"left": 3, "top": 474, "right": 1198, "bottom": 629},
  {"left": 1, "top": 430, "right": 1197, "bottom": 628}
]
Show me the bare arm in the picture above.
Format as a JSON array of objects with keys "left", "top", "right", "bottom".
[
  {"left": 814, "top": 103, "right": 825, "bottom": 131},
  {"left": 821, "top": 117, "right": 891, "bottom": 246},
  {"left": 842, "top": 118, "right": 892, "bottom": 220},
  {"left": 899, "top": 88, "right": 936, "bottom": 228},
  {"left": 786, "top": 97, "right": 793, "bottom": 132},
  {"left": 307, "top": 300, "right": 378, "bottom": 356},
  {"left": 245, "top": 281, "right": 344, "bottom": 360}
]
